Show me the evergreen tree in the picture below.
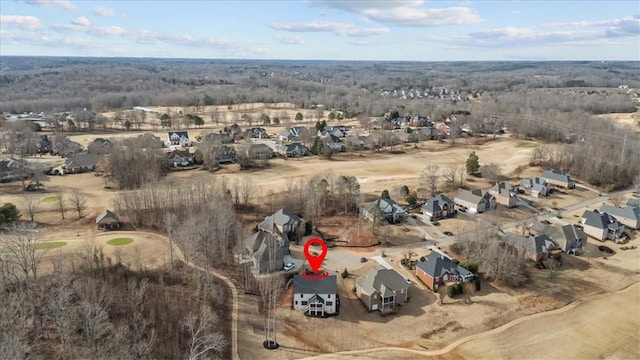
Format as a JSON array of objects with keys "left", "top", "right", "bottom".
[{"left": 466, "top": 151, "right": 480, "bottom": 175}]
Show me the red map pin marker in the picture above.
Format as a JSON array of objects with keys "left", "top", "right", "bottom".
[{"left": 304, "top": 238, "right": 327, "bottom": 274}]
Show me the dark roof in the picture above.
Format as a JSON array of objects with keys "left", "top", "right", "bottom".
[
  {"left": 168, "top": 131, "right": 189, "bottom": 138},
  {"left": 416, "top": 252, "right": 473, "bottom": 279},
  {"left": 422, "top": 194, "right": 454, "bottom": 213},
  {"left": 293, "top": 274, "right": 337, "bottom": 294},
  {"left": 0, "top": 157, "right": 26, "bottom": 172}
]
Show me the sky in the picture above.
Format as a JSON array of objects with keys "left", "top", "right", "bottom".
[{"left": 1, "top": 0, "right": 639, "bottom": 61}]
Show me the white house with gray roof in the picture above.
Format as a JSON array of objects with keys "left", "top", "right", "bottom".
[
  {"left": 540, "top": 169, "right": 575, "bottom": 189},
  {"left": 581, "top": 210, "right": 625, "bottom": 241},
  {"left": 258, "top": 208, "right": 305, "bottom": 237},
  {"left": 520, "top": 177, "right": 551, "bottom": 197},
  {"left": 363, "top": 197, "right": 407, "bottom": 223},
  {"left": 355, "top": 267, "right": 410, "bottom": 313},
  {"left": 454, "top": 189, "right": 496, "bottom": 214},
  {"left": 599, "top": 204, "right": 640, "bottom": 229},
  {"left": 292, "top": 274, "right": 338, "bottom": 317}
]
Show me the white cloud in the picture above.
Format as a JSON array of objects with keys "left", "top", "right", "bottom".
[
  {"left": 24, "top": 0, "right": 76, "bottom": 11},
  {"left": 51, "top": 19, "right": 126, "bottom": 37},
  {"left": 268, "top": 21, "right": 388, "bottom": 37},
  {"left": 131, "top": 29, "right": 237, "bottom": 48},
  {"left": 545, "top": 15, "right": 640, "bottom": 37},
  {"left": 313, "top": 0, "right": 484, "bottom": 27},
  {"left": 275, "top": 35, "right": 305, "bottom": 45},
  {"left": 0, "top": 15, "right": 44, "bottom": 31},
  {"left": 422, "top": 16, "right": 640, "bottom": 49},
  {"left": 93, "top": 5, "right": 126, "bottom": 18},
  {"left": 71, "top": 16, "right": 90, "bottom": 27}
]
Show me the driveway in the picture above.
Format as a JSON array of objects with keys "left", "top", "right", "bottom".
[
  {"left": 414, "top": 214, "right": 447, "bottom": 238},
  {"left": 406, "top": 216, "right": 433, "bottom": 240}
]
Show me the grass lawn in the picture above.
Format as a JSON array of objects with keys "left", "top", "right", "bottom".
[
  {"left": 41, "top": 195, "right": 61, "bottom": 203},
  {"left": 515, "top": 141, "right": 538, "bottom": 149},
  {"left": 2, "top": 241, "right": 67, "bottom": 253},
  {"left": 107, "top": 237, "right": 134, "bottom": 246},
  {"left": 35, "top": 241, "right": 67, "bottom": 250}
]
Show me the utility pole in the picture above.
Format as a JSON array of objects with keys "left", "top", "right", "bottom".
[{"left": 621, "top": 133, "right": 627, "bottom": 162}]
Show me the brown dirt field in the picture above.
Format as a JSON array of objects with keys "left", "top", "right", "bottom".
[
  {"left": 594, "top": 111, "right": 640, "bottom": 132},
  {"left": 453, "top": 282, "right": 640, "bottom": 360}
]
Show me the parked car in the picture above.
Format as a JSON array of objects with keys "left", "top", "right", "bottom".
[
  {"left": 360, "top": 257, "right": 368, "bottom": 263},
  {"left": 404, "top": 278, "right": 413, "bottom": 285},
  {"left": 283, "top": 263, "right": 295, "bottom": 271},
  {"left": 443, "top": 231, "right": 454, "bottom": 236}
]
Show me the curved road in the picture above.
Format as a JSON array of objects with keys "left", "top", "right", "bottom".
[{"left": 300, "top": 281, "right": 640, "bottom": 359}]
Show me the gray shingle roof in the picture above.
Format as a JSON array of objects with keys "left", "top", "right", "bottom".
[
  {"left": 415, "top": 252, "right": 473, "bottom": 279},
  {"left": 600, "top": 204, "right": 640, "bottom": 222},
  {"left": 356, "top": 268, "right": 408, "bottom": 295},
  {"left": 293, "top": 274, "right": 337, "bottom": 294},
  {"left": 65, "top": 153, "right": 101, "bottom": 168},
  {"left": 96, "top": 209, "right": 119, "bottom": 225},
  {"left": 422, "top": 194, "right": 454, "bottom": 213},
  {"left": 627, "top": 199, "right": 640, "bottom": 207},
  {"left": 582, "top": 210, "right": 623, "bottom": 230},
  {"left": 541, "top": 169, "right": 572, "bottom": 183}
]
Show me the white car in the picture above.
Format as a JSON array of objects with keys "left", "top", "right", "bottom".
[
  {"left": 283, "top": 263, "right": 295, "bottom": 271},
  {"left": 404, "top": 278, "right": 413, "bottom": 286}
]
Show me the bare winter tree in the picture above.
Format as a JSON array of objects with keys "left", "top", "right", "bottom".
[
  {"left": 444, "top": 166, "right": 460, "bottom": 191},
  {"left": 609, "top": 194, "right": 624, "bottom": 207},
  {"left": 70, "top": 190, "right": 88, "bottom": 219},
  {"left": 0, "top": 223, "right": 46, "bottom": 288},
  {"left": 164, "top": 212, "right": 178, "bottom": 275},
  {"left": 422, "top": 164, "right": 440, "bottom": 197},
  {"left": 258, "top": 275, "right": 284, "bottom": 349},
  {"left": 125, "top": 279, "right": 157, "bottom": 358},
  {"left": 481, "top": 163, "right": 502, "bottom": 184},
  {"left": 23, "top": 194, "right": 39, "bottom": 222},
  {"left": 239, "top": 177, "right": 255, "bottom": 209},
  {"left": 56, "top": 195, "right": 66, "bottom": 220},
  {"left": 185, "top": 306, "right": 227, "bottom": 360},
  {"left": 76, "top": 279, "right": 113, "bottom": 354}
]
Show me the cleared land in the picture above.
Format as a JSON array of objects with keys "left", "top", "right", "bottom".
[{"left": 453, "top": 282, "right": 640, "bottom": 360}]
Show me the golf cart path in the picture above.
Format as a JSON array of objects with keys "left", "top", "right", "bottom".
[{"left": 300, "top": 281, "right": 640, "bottom": 359}]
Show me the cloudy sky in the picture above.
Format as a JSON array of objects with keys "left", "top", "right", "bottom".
[{"left": 1, "top": 0, "right": 639, "bottom": 60}]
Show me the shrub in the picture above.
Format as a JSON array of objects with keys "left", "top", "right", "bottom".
[
  {"left": 460, "top": 261, "right": 480, "bottom": 274},
  {"left": 341, "top": 268, "right": 349, "bottom": 279}
]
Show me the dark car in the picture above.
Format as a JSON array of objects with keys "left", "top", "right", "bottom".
[
  {"left": 443, "top": 231, "right": 454, "bottom": 236},
  {"left": 360, "top": 257, "right": 368, "bottom": 263}
]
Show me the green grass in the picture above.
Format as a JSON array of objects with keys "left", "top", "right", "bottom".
[
  {"left": 515, "top": 142, "right": 538, "bottom": 149},
  {"left": 2, "top": 241, "right": 67, "bottom": 253},
  {"left": 35, "top": 241, "right": 67, "bottom": 250},
  {"left": 106, "top": 237, "right": 134, "bottom": 246},
  {"left": 41, "top": 195, "right": 61, "bottom": 203}
]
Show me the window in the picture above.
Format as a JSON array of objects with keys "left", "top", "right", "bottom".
[
  {"left": 326, "top": 301, "right": 333, "bottom": 306},
  {"left": 327, "top": 294, "right": 331, "bottom": 298},
  {"left": 300, "top": 294, "right": 303, "bottom": 298},
  {"left": 295, "top": 301, "right": 298, "bottom": 305},
  {"left": 301, "top": 301, "right": 308, "bottom": 306}
]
